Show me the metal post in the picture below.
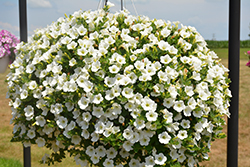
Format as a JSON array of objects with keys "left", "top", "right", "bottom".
[
  {"left": 19, "top": 0, "right": 31, "bottom": 167},
  {"left": 121, "top": 0, "right": 123, "bottom": 10},
  {"left": 227, "top": 0, "right": 240, "bottom": 167}
]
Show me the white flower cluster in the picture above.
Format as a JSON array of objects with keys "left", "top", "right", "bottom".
[{"left": 7, "top": 4, "right": 231, "bottom": 167}]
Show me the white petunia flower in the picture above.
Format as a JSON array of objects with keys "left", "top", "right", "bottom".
[
  {"left": 24, "top": 105, "right": 34, "bottom": 119},
  {"left": 122, "top": 87, "right": 134, "bottom": 99},
  {"left": 177, "top": 130, "right": 188, "bottom": 140},
  {"left": 173, "top": 100, "right": 185, "bottom": 112},
  {"left": 123, "top": 140, "right": 133, "bottom": 151},
  {"left": 20, "top": 89, "right": 28, "bottom": 99},
  {"left": 95, "top": 121, "right": 105, "bottom": 134},
  {"left": 92, "top": 93, "right": 104, "bottom": 104},
  {"left": 160, "top": 54, "right": 172, "bottom": 64},
  {"left": 154, "top": 153, "right": 167, "bottom": 165},
  {"left": 158, "top": 40, "right": 170, "bottom": 51},
  {"left": 181, "top": 119, "right": 191, "bottom": 129},
  {"left": 27, "top": 129, "right": 36, "bottom": 139},
  {"left": 82, "top": 112, "right": 92, "bottom": 122},
  {"left": 129, "top": 159, "right": 140, "bottom": 167},
  {"left": 90, "top": 153, "right": 100, "bottom": 164},
  {"left": 139, "top": 136, "right": 150, "bottom": 146},
  {"left": 145, "top": 156, "right": 155, "bottom": 167},
  {"left": 158, "top": 131, "right": 171, "bottom": 144},
  {"left": 146, "top": 111, "right": 158, "bottom": 122},
  {"left": 36, "top": 137, "right": 45, "bottom": 147},
  {"left": 35, "top": 116, "right": 46, "bottom": 127},
  {"left": 103, "top": 159, "right": 114, "bottom": 167},
  {"left": 106, "top": 147, "right": 117, "bottom": 159},
  {"left": 29, "top": 81, "right": 37, "bottom": 90},
  {"left": 134, "top": 118, "right": 145, "bottom": 130},
  {"left": 56, "top": 116, "right": 68, "bottom": 129},
  {"left": 78, "top": 96, "right": 89, "bottom": 110},
  {"left": 109, "top": 64, "right": 120, "bottom": 73}
]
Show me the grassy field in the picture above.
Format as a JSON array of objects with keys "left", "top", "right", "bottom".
[{"left": 0, "top": 48, "right": 250, "bottom": 167}]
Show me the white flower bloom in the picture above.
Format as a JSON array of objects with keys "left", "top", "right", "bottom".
[
  {"left": 134, "top": 60, "right": 145, "bottom": 70},
  {"left": 29, "top": 81, "right": 37, "bottom": 90},
  {"left": 193, "top": 110, "right": 203, "bottom": 118},
  {"left": 158, "top": 131, "right": 171, "bottom": 144},
  {"left": 91, "top": 61, "right": 101, "bottom": 72},
  {"left": 141, "top": 97, "right": 157, "bottom": 111},
  {"left": 67, "top": 41, "right": 77, "bottom": 50},
  {"left": 106, "top": 147, "right": 117, "bottom": 159},
  {"left": 36, "top": 137, "right": 45, "bottom": 147},
  {"left": 95, "top": 121, "right": 105, "bottom": 134},
  {"left": 90, "top": 153, "right": 100, "bottom": 164},
  {"left": 155, "top": 153, "right": 167, "bottom": 165},
  {"left": 35, "top": 116, "right": 46, "bottom": 127},
  {"left": 69, "top": 58, "right": 77, "bottom": 66},
  {"left": 78, "top": 96, "right": 89, "bottom": 110},
  {"left": 122, "top": 87, "right": 134, "bottom": 99},
  {"left": 86, "top": 146, "right": 95, "bottom": 156},
  {"left": 91, "top": 132, "right": 99, "bottom": 142},
  {"left": 158, "top": 40, "right": 170, "bottom": 51},
  {"left": 65, "top": 102, "right": 74, "bottom": 111},
  {"left": 71, "top": 135, "right": 81, "bottom": 145},
  {"left": 160, "top": 54, "right": 172, "bottom": 64},
  {"left": 146, "top": 111, "right": 158, "bottom": 122},
  {"left": 134, "top": 118, "right": 145, "bottom": 130},
  {"left": 163, "top": 98, "right": 175, "bottom": 108},
  {"left": 20, "top": 89, "right": 28, "bottom": 99},
  {"left": 139, "top": 136, "right": 150, "bottom": 146},
  {"left": 42, "top": 124, "right": 54, "bottom": 135},
  {"left": 181, "top": 119, "right": 191, "bottom": 129},
  {"left": 56, "top": 116, "right": 68, "bottom": 129},
  {"left": 109, "top": 65, "right": 120, "bottom": 73},
  {"left": 77, "top": 25, "right": 87, "bottom": 36},
  {"left": 27, "top": 129, "right": 36, "bottom": 139},
  {"left": 24, "top": 105, "right": 34, "bottom": 119},
  {"left": 177, "top": 130, "right": 188, "bottom": 140},
  {"left": 129, "top": 159, "right": 140, "bottom": 167},
  {"left": 93, "top": 106, "right": 104, "bottom": 118},
  {"left": 82, "top": 112, "right": 92, "bottom": 122},
  {"left": 145, "top": 156, "right": 155, "bottom": 167},
  {"left": 123, "top": 140, "right": 133, "bottom": 151},
  {"left": 61, "top": 36, "right": 72, "bottom": 45},
  {"left": 161, "top": 27, "right": 171, "bottom": 37},
  {"left": 183, "top": 106, "right": 192, "bottom": 117},
  {"left": 104, "top": 77, "right": 116, "bottom": 87},
  {"left": 96, "top": 145, "right": 106, "bottom": 157},
  {"left": 195, "top": 122, "right": 204, "bottom": 133},
  {"left": 173, "top": 100, "right": 185, "bottom": 112},
  {"left": 103, "top": 159, "right": 114, "bottom": 167},
  {"left": 67, "top": 121, "right": 76, "bottom": 131},
  {"left": 77, "top": 47, "right": 88, "bottom": 56}
]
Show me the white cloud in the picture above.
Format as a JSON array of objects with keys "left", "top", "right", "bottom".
[
  {"left": 28, "top": 0, "right": 52, "bottom": 8},
  {"left": 0, "top": 21, "right": 19, "bottom": 33}
]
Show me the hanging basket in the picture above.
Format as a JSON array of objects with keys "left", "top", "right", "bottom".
[
  {"left": 0, "top": 56, "right": 9, "bottom": 73},
  {"left": 7, "top": 3, "right": 232, "bottom": 167}
]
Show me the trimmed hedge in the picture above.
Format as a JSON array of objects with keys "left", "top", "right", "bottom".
[{"left": 206, "top": 40, "right": 250, "bottom": 48}]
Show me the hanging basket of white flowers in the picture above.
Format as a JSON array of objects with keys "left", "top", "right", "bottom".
[{"left": 7, "top": 3, "right": 232, "bottom": 167}]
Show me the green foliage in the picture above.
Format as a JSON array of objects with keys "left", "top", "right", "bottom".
[
  {"left": 0, "top": 158, "right": 22, "bottom": 167},
  {"left": 206, "top": 40, "right": 250, "bottom": 48}
]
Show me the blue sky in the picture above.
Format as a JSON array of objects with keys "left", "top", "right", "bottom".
[{"left": 0, "top": 0, "right": 249, "bottom": 41}]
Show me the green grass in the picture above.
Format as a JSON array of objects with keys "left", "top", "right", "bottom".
[
  {"left": 212, "top": 48, "right": 249, "bottom": 60},
  {"left": 0, "top": 157, "right": 22, "bottom": 167}
]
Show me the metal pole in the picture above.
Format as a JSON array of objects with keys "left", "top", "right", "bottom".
[
  {"left": 19, "top": 0, "right": 31, "bottom": 166},
  {"left": 121, "top": 0, "right": 123, "bottom": 10},
  {"left": 227, "top": 0, "right": 240, "bottom": 167}
]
